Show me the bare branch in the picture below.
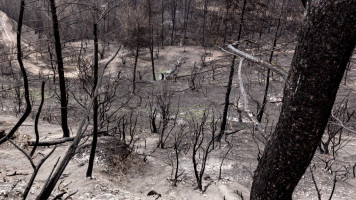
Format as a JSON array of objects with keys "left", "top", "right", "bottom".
[
  {"left": 8, "top": 140, "right": 35, "bottom": 169},
  {"left": 330, "top": 109, "right": 356, "bottom": 134},
  {"left": 310, "top": 165, "right": 322, "bottom": 200},
  {"left": 226, "top": 44, "right": 288, "bottom": 80}
]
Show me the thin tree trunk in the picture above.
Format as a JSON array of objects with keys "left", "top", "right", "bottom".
[
  {"left": 133, "top": 42, "right": 139, "bottom": 93},
  {"left": 183, "top": 0, "right": 191, "bottom": 49},
  {"left": 86, "top": 23, "right": 99, "bottom": 178},
  {"left": 223, "top": 2, "right": 230, "bottom": 44},
  {"left": 256, "top": 0, "right": 284, "bottom": 123},
  {"left": 0, "top": 0, "right": 32, "bottom": 145},
  {"left": 202, "top": 0, "right": 208, "bottom": 47},
  {"left": 161, "top": 0, "right": 164, "bottom": 47},
  {"left": 237, "top": 0, "right": 246, "bottom": 43},
  {"left": 218, "top": 0, "right": 246, "bottom": 140},
  {"left": 218, "top": 56, "right": 235, "bottom": 141},
  {"left": 30, "top": 81, "right": 45, "bottom": 156},
  {"left": 150, "top": 44, "right": 156, "bottom": 81},
  {"left": 48, "top": 46, "right": 56, "bottom": 83},
  {"left": 251, "top": 1, "right": 356, "bottom": 199},
  {"left": 148, "top": 0, "right": 156, "bottom": 81},
  {"left": 170, "top": 0, "right": 177, "bottom": 46},
  {"left": 49, "top": 0, "right": 70, "bottom": 138}
]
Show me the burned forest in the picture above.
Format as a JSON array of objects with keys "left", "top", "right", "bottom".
[{"left": 0, "top": 0, "right": 355, "bottom": 199}]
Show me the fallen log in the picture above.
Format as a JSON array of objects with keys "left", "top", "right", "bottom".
[{"left": 28, "top": 137, "right": 74, "bottom": 146}]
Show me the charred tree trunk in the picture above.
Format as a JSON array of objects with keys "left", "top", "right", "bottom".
[
  {"left": 218, "top": 56, "right": 235, "bottom": 141},
  {"left": 202, "top": 0, "right": 208, "bottom": 47},
  {"left": 161, "top": 0, "right": 164, "bottom": 47},
  {"left": 237, "top": 0, "right": 246, "bottom": 42},
  {"left": 150, "top": 44, "right": 156, "bottom": 81},
  {"left": 30, "top": 81, "right": 45, "bottom": 156},
  {"left": 86, "top": 23, "right": 99, "bottom": 178},
  {"left": 223, "top": 1, "right": 230, "bottom": 44},
  {"left": 218, "top": 0, "right": 246, "bottom": 140},
  {"left": 170, "top": 0, "right": 177, "bottom": 46},
  {"left": 133, "top": 40, "right": 139, "bottom": 93},
  {"left": 49, "top": 0, "right": 70, "bottom": 138},
  {"left": 148, "top": 0, "right": 156, "bottom": 81},
  {"left": 251, "top": 1, "right": 356, "bottom": 199},
  {"left": 0, "top": 0, "right": 32, "bottom": 145},
  {"left": 183, "top": 0, "right": 191, "bottom": 49}
]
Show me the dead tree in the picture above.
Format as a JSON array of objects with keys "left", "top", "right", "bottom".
[
  {"left": 319, "top": 97, "right": 354, "bottom": 155},
  {"left": 49, "top": 0, "right": 70, "bottom": 138},
  {"left": 36, "top": 46, "right": 121, "bottom": 200},
  {"left": 309, "top": 164, "right": 337, "bottom": 200},
  {"left": 8, "top": 140, "right": 56, "bottom": 200},
  {"left": 170, "top": 0, "right": 177, "bottom": 45},
  {"left": 218, "top": 0, "right": 247, "bottom": 140},
  {"left": 0, "top": 0, "right": 32, "bottom": 145},
  {"left": 170, "top": 125, "right": 186, "bottom": 186},
  {"left": 256, "top": 0, "right": 285, "bottom": 123},
  {"left": 183, "top": 0, "right": 192, "bottom": 50},
  {"left": 86, "top": 21, "right": 99, "bottom": 178},
  {"left": 30, "top": 81, "right": 45, "bottom": 156},
  {"left": 149, "top": 100, "right": 158, "bottom": 133},
  {"left": 160, "top": 0, "right": 165, "bottom": 47},
  {"left": 250, "top": 1, "right": 356, "bottom": 199},
  {"left": 191, "top": 108, "right": 218, "bottom": 190},
  {"left": 217, "top": 56, "right": 235, "bottom": 141},
  {"left": 155, "top": 87, "right": 179, "bottom": 149},
  {"left": 202, "top": 0, "right": 209, "bottom": 47},
  {"left": 147, "top": 0, "right": 156, "bottom": 81}
]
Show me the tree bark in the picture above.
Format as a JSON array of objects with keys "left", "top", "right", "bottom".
[
  {"left": 251, "top": 1, "right": 356, "bottom": 199},
  {"left": 49, "top": 0, "right": 70, "bottom": 138}
]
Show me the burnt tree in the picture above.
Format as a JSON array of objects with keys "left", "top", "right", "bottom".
[
  {"left": 49, "top": 0, "right": 70, "bottom": 137},
  {"left": 0, "top": 0, "right": 32, "bottom": 145},
  {"left": 86, "top": 22, "right": 99, "bottom": 178},
  {"left": 218, "top": 0, "right": 246, "bottom": 140},
  {"left": 250, "top": 1, "right": 356, "bottom": 199},
  {"left": 256, "top": 0, "right": 285, "bottom": 123}
]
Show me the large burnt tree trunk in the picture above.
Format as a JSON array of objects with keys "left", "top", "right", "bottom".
[
  {"left": 49, "top": 0, "right": 70, "bottom": 138},
  {"left": 250, "top": 1, "right": 355, "bottom": 199}
]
